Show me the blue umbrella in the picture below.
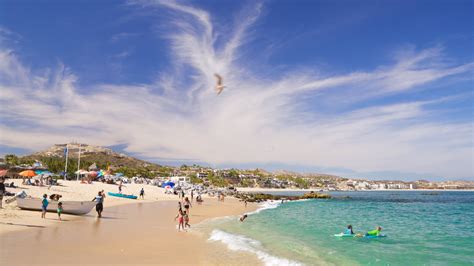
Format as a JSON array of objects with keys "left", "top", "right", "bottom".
[
  {"left": 162, "top": 181, "right": 175, "bottom": 188},
  {"left": 115, "top": 173, "right": 124, "bottom": 177},
  {"left": 35, "top": 170, "right": 52, "bottom": 175}
]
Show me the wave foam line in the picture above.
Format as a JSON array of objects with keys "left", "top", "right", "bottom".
[
  {"left": 209, "top": 229, "right": 303, "bottom": 266},
  {"left": 246, "top": 200, "right": 281, "bottom": 216}
]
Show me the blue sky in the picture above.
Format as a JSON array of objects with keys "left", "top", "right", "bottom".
[{"left": 0, "top": 0, "right": 473, "bottom": 180}]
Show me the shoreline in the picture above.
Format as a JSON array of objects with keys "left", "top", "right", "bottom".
[{"left": 0, "top": 179, "right": 262, "bottom": 265}]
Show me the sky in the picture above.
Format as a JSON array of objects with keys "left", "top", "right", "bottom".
[{"left": 0, "top": 0, "right": 473, "bottom": 181}]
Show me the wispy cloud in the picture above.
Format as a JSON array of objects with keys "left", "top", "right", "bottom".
[
  {"left": 0, "top": 1, "right": 473, "bottom": 179},
  {"left": 109, "top": 32, "right": 140, "bottom": 43}
]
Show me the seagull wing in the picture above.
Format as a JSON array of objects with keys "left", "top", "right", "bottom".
[{"left": 214, "top": 73, "right": 223, "bottom": 85}]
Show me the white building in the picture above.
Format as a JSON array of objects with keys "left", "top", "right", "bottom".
[{"left": 170, "top": 176, "right": 190, "bottom": 183}]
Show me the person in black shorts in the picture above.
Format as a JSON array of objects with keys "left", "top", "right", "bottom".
[{"left": 92, "top": 191, "right": 104, "bottom": 218}]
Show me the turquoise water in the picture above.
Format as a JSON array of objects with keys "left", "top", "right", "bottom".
[{"left": 202, "top": 191, "right": 474, "bottom": 265}]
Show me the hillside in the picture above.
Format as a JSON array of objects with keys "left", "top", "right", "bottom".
[{"left": 21, "top": 143, "right": 173, "bottom": 177}]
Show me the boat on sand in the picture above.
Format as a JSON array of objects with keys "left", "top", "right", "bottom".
[
  {"left": 17, "top": 197, "right": 96, "bottom": 215},
  {"left": 107, "top": 192, "right": 138, "bottom": 199}
]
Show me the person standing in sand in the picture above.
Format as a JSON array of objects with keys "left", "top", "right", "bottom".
[
  {"left": 41, "top": 194, "right": 49, "bottom": 219},
  {"left": 92, "top": 191, "right": 104, "bottom": 218},
  {"left": 57, "top": 202, "right": 63, "bottom": 221},
  {"left": 0, "top": 178, "right": 5, "bottom": 209},
  {"left": 118, "top": 181, "right": 123, "bottom": 194},
  {"left": 140, "top": 188, "right": 145, "bottom": 199},
  {"left": 190, "top": 190, "right": 194, "bottom": 201}
]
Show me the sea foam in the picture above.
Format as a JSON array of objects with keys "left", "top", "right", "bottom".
[
  {"left": 246, "top": 200, "right": 281, "bottom": 216},
  {"left": 209, "top": 229, "right": 303, "bottom": 266}
]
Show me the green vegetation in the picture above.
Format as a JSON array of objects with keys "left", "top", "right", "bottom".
[{"left": 206, "top": 172, "right": 229, "bottom": 187}]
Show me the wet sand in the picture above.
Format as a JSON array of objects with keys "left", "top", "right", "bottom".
[{"left": 0, "top": 198, "right": 261, "bottom": 265}]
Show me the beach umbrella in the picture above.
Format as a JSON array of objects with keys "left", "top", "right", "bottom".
[
  {"left": 19, "top": 170, "right": 36, "bottom": 177},
  {"left": 162, "top": 181, "right": 175, "bottom": 188},
  {"left": 0, "top": 169, "right": 8, "bottom": 177},
  {"left": 35, "top": 170, "right": 52, "bottom": 175},
  {"left": 75, "top": 170, "right": 89, "bottom": 175}
]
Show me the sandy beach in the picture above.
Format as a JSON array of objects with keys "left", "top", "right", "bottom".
[{"left": 0, "top": 179, "right": 260, "bottom": 265}]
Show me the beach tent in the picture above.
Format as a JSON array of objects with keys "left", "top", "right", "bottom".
[{"left": 161, "top": 181, "right": 175, "bottom": 188}]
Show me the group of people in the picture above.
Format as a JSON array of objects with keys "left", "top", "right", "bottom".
[
  {"left": 40, "top": 194, "right": 63, "bottom": 220},
  {"left": 343, "top": 224, "right": 383, "bottom": 237},
  {"left": 175, "top": 197, "right": 192, "bottom": 231}
]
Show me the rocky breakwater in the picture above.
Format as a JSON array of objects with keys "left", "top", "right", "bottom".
[{"left": 235, "top": 191, "right": 331, "bottom": 203}]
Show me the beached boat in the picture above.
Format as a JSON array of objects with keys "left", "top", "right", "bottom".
[
  {"left": 107, "top": 192, "right": 138, "bottom": 199},
  {"left": 16, "top": 197, "right": 96, "bottom": 215}
]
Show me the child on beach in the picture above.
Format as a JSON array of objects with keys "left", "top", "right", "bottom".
[
  {"left": 57, "top": 202, "right": 63, "bottom": 221},
  {"left": 140, "top": 188, "right": 145, "bottom": 199},
  {"left": 175, "top": 208, "right": 184, "bottom": 232},
  {"left": 183, "top": 210, "right": 190, "bottom": 228},
  {"left": 41, "top": 194, "right": 48, "bottom": 219}
]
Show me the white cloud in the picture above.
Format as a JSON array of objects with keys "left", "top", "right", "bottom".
[{"left": 0, "top": 2, "right": 473, "bottom": 179}]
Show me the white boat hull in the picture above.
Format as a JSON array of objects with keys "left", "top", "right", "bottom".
[{"left": 17, "top": 198, "right": 96, "bottom": 215}]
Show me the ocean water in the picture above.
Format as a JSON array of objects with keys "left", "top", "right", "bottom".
[{"left": 199, "top": 191, "right": 474, "bottom": 265}]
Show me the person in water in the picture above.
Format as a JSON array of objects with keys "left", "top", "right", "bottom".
[
  {"left": 240, "top": 214, "right": 248, "bottom": 222},
  {"left": 41, "top": 194, "right": 49, "bottom": 218},
  {"left": 183, "top": 210, "right": 190, "bottom": 228},
  {"left": 57, "top": 202, "right": 63, "bottom": 221},
  {"left": 183, "top": 197, "right": 192, "bottom": 214},
  {"left": 345, "top": 225, "right": 354, "bottom": 235},
  {"left": 175, "top": 207, "right": 185, "bottom": 232},
  {"left": 366, "top": 226, "right": 382, "bottom": 236}
]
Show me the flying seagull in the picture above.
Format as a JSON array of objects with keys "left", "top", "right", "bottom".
[{"left": 214, "top": 73, "right": 225, "bottom": 95}]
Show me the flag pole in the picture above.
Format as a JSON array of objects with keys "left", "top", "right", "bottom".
[
  {"left": 64, "top": 144, "right": 69, "bottom": 180},
  {"left": 77, "top": 144, "right": 81, "bottom": 181}
]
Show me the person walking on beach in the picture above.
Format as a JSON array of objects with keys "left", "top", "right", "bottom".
[
  {"left": 92, "top": 191, "right": 104, "bottom": 218},
  {"left": 175, "top": 207, "right": 185, "bottom": 232},
  {"left": 244, "top": 199, "right": 247, "bottom": 208},
  {"left": 183, "top": 210, "right": 190, "bottom": 228},
  {"left": 190, "top": 190, "right": 194, "bottom": 201},
  {"left": 57, "top": 202, "right": 63, "bottom": 221},
  {"left": 140, "top": 188, "right": 145, "bottom": 199},
  {"left": 41, "top": 194, "right": 49, "bottom": 219},
  {"left": 181, "top": 190, "right": 185, "bottom": 199},
  {"left": 183, "top": 197, "right": 192, "bottom": 214},
  {"left": 118, "top": 181, "right": 123, "bottom": 194},
  {"left": 0, "top": 179, "right": 5, "bottom": 209}
]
